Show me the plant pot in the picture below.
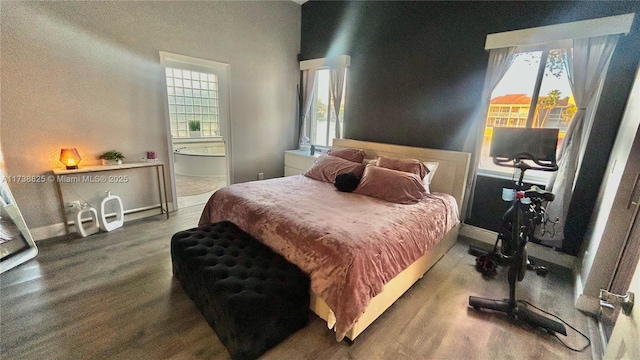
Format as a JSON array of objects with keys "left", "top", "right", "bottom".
[
  {"left": 101, "top": 159, "right": 123, "bottom": 166},
  {"left": 189, "top": 130, "right": 201, "bottom": 138}
]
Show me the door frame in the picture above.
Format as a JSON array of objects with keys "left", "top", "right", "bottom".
[
  {"left": 597, "top": 63, "right": 640, "bottom": 354},
  {"left": 604, "top": 252, "right": 640, "bottom": 359},
  {"left": 158, "top": 51, "right": 233, "bottom": 210}
]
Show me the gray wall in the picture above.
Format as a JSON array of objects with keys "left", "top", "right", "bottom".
[{"left": 1, "top": 1, "right": 301, "bottom": 237}]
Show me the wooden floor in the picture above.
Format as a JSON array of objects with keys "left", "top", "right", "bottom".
[{"left": 1, "top": 205, "right": 594, "bottom": 359}]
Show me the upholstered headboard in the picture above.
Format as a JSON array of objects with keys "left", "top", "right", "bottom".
[{"left": 332, "top": 139, "right": 470, "bottom": 214}]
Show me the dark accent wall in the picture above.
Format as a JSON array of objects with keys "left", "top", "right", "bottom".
[
  {"left": 564, "top": 25, "right": 640, "bottom": 255},
  {"left": 467, "top": 177, "right": 543, "bottom": 234},
  {"left": 302, "top": 1, "right": 640, "bottom": 255}
]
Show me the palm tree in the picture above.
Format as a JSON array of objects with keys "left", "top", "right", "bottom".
[
  {"left": 315, "top": 97, "right": 328, "bottom": 123},
  {"left": 533, "top": 89, "right": 561, "bottom": 128}
]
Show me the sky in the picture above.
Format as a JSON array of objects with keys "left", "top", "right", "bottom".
[
  {"left": 317, "top": 68, "right": 330, "bottom": 103},
  {"left": 492, "top": 51, "right": 573, "bottom": 100}
]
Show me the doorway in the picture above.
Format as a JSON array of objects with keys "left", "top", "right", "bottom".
[{"left": 159, "top": 52, "right": 232, "bottom": 210}]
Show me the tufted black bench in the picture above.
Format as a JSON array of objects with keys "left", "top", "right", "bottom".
[{"left": 170, "top": 221, "right": 310, "bottom": 360}]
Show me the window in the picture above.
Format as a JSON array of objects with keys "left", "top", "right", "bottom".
[
  {"left": 159, "top": 52, "right": 229, "bottom": 140},
  {"left": 165, "top": 68, "right": 219, "bottom": 138},
  {"left": 300, "top": 55, "right": 350, "bottom": 148},
  {"left": 472, "top": 12, "right": 634, "bottom": 186},
  {"left": 479, "top": 47, "right": 577, "bottom": 179},
  {"left": 309, "top": 68, "right": 347, "bottom": 147}
]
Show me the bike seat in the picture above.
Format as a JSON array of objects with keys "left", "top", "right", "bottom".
[{"left": 524, "top": 185, "right": 555, "bottom": 201}]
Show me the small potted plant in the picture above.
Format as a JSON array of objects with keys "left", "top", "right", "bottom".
[
  {"left": 188, "top": 120, "right": 201, "bottom": 138},
  {"left": 99, "top": 150, "right": 125, "bottom": 165}
]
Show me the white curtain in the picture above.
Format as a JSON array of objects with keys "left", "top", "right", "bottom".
[
  {"left": 330, "top": 67, "right": 347, "bottom": 139},
  {"left": 298, "top": 69, "right": 317, "bottom": 146},
  {"left": 536, "top": 34, "right": 620, "bottom": 248},
  {"left": 461, "top": 46, "right": 518, "bottom": 219}
]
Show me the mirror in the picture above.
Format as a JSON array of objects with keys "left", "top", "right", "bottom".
[{"left": 0, "top": 147, "right": 38, "bottom": 273}]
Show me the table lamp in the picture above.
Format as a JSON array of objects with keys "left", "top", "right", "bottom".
[{"left": 59, "top": 148, "right": 81, "bottom": 170}]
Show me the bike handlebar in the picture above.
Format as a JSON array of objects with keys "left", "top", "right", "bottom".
[{"left": 493, "top": 152, "right": 558, "bottom": 172}]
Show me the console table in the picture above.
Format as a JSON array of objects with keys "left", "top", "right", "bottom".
[{"left": 53, "top": 162, "right": 169, "bottom": 235}]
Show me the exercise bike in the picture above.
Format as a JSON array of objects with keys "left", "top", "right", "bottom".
[
  {"left": 473, "top": 183, "right": 552, "bottom": 278},
  {"left": 468, "top": 128, "right": 567, "bottom": 336}
]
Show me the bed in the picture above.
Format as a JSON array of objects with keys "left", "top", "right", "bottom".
[{"left": 199, "top": 139, "right": 470, "bottom": 341}]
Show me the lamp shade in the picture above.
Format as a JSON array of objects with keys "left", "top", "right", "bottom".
[{"left": 59, "top": 148, "right": 81, "bottom": 169}]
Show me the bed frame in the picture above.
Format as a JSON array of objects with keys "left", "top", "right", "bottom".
[{"left": 310, "top": 139, "right": 470, "bottom": 340}]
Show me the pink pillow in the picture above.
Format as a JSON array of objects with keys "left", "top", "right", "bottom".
[
  {"left": 327, "top": 148, "right": 366, "bottom": 163},
  {"left": 304, "top": 154, "right": 365, "bottom": 183},
  {"left": 354, "top": 165, "right": 426, "bottom": 204},
  {"left": 377, "top": 156, "right": 429, "bottom": 179}
]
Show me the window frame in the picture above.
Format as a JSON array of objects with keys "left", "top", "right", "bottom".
[
  {"left": 477, "top": 44, "right": 576, "bottom": 184},
  {"left": 308, "top": 68, "right": 347, "bottom": 149},
  {"left": 159, "top": 53, "right": 229, "bottom": 140},
  {"left": 299, "top": 55, "right": 350, "bottom": 150},
  {"left": 476, "top": 13, "right": 634, "bottom": 184},
  {"left": 159, "top": 51, "right": 232, "bottom": 208},
  {"left": 164, "top": 67, "right": 221, "bottom": 138}
]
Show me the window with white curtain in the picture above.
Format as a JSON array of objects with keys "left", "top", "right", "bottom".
[
  {"left": 310, "top": 68, "right": 347, "bottom": 147},
  {"left": 462, "top": 13, "right": 633, "bottom": 247},
  {"left": 479, "top": 46, "right": 577, "bottom": 180},
  {"left": 473, "top": 13, "right": 634, "bottom": 183},
  {"left": 299, "top": 55, "right": 350, "bottom": 148}
]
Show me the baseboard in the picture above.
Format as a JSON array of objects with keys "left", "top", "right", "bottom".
[
  {"left": 30, "top": 223, "right": 66, "bottom": 241},
  {"left": 574, "top": 272, "right": 602, "bottom": 314},
  {"left": 30, "top": 202, "right": 174, "bottom": 241},
  {"left": 578, "top": 289, "right": 606, "bottom": 359},
  {"left": 575, "top": 292, "right": 601, "bottom": 315},
  {"left": 459, "top": 223, "right": 576, "bottom": 269}
]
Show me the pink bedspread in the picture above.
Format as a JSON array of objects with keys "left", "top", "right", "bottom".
[{"left": 199, "top": 175, "right": 459, "bottom": 340}]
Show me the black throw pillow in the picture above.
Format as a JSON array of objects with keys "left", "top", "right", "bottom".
[{"left": 334, "top": 172, "right": 361, "bottom": 193}]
